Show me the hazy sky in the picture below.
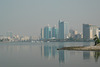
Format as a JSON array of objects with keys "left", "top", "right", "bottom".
[{"left": 0, "top": 0, "right": 100, "bottom": 36}]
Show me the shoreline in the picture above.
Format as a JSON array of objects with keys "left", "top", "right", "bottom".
[{"left": 57, "top": 44, "right": 100, "bottom": 51}]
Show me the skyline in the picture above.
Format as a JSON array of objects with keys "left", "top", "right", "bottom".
[{"left": 0, "top": 0, "right": 100, "bottom": 36}]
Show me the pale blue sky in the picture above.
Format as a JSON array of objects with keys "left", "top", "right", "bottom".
[{"left": 0, "top": 0, "right": 100, "bottom": 36}]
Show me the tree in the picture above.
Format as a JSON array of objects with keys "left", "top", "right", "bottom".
[{"left": 93, "top": 34, "right": 100, "bottom": 46}]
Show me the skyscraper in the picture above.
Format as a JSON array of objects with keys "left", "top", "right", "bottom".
[
  {"left": 40, "top": 28, "right": 44, "bottom": 40},
  {"left": 83, "top": 24, "right": 99, "bottom": 41},
  {"left": 44, "top": 25, "right": 51, "bottom": 39},
  {"left": 58, "top": 20, "right": 69, "bottom": 39},
  {"left": 52, "top": 26, "right": 58, "bottom": 39}
]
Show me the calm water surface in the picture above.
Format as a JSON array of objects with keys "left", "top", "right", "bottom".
[{"left": 0, "top": 42, "right": 100, "bottom": 67}]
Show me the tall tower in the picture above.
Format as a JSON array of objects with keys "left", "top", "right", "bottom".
[
  {"left": 58, "top": 20, "right": 69, "bottom": 39},
  {"left": 52, "top": 25, "right": 58, "bottom": 39},
  {"left": 40, "top": 28, "right": 44, "bottom": 40},
  {"left": 44, "top": 26, "right": 51, "bottom": 39},
  {"left": 83, "top": 24, "right": 90, "bottom": 41}
]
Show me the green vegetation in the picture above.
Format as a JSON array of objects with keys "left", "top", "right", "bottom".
[
  {"left": 93, "top": 35, "right": 100, "bottom": 46},
  {"left": 0, "top": 38, "right": 10, "bottom": 42}
]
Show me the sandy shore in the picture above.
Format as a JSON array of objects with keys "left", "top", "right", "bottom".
[{"left": 57, "top": 44, "right": 100, "bottom": 51}]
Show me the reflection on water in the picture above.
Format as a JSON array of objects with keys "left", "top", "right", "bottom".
[
  {"left": 59, "top": 50, "right": 64, "bottom": 63},
  {"left": 41, "top": 42, "right": 100, "bottom": 63},
  {"left": 0, "top": 42, "right": 100, "bottom": 67},
  {"left": 58, "top": 43, "right": 65, "bottom": 63},
  {"left": 41, "top": 43, "right": 65, "bottom": 63},
  {"left": 94, "top": 51, "right": 100, "bottom": 62},
  {"left": 83, "top": 51, "right": 90, "bottom": 59},
  {"left": 52, "top": 45, "right": 57, "bottom": 58}
]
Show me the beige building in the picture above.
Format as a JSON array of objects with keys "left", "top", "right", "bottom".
[{"left": 21, "top": 36, "right": 30, "bottom": 41}]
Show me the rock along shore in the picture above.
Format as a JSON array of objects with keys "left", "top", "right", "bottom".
[{"left": 57, "top": 44, "right": 100, "bottom": 51}]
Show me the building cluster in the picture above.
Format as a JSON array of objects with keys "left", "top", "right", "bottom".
[
  {"left": 69, "top": 29, "right": 83, "bottom": 40},
  {"left": 41, "top": 20, "right": 68, "bottom": 40},
  {"left": 40, "top": 20, "right": 83, "bottom": 41},
  {"left": 0, "top": 32, "right": 20, "bottom": 42},
  {"left": 0, "top": 22, "right": 100, "bottom": 42},
  {"left": 41, "top": 25, "right": 58, "bottom": 40},
  {"left": 41, "top": 20, "right": 100, "bottom": 42},
  {"left": 83, "top": 24, "right": 100, "bottom": 41},
  {"left": 0, "top": 32, "right": 38, "bottom": 42}
]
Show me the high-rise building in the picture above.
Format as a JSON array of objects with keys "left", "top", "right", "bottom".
[
  {"left": 58, "top": 20, "right": 69, "bottom": 39},
  {"left": 83, "top": 24, "right": 99, "bottom": 41},
  {"left": 40, "top": 28, "right": 44, "bottom": 40},
  {"left": 44, "top": 26, "right": 51, "bottom": 39},
  {"left": 52, "top": 26, "right": 58, "bottom": 39}
]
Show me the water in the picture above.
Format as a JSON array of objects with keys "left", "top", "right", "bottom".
[{"left": 0, "top": 42, "right": 100, "bottom": 67}]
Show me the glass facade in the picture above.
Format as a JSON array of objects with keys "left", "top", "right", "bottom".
[
  {"left": 40, "top": 28, "right": 44, "bottom": 40},
  {"left": 52, "top": 26, "right": 57, "bottom": 39},
  {"left": 83, "top": 24, "right": 90, "bottom": 41},
  {"left": 58, "top": 20, "right": 69, "bottom": 39},
  {"left": 44, "top": 26, "right": 51, "bottom": 39}
]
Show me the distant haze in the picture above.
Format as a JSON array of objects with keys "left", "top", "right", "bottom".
[{"left": 0, "top": 0, "right": 100, "bottom": 36}]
